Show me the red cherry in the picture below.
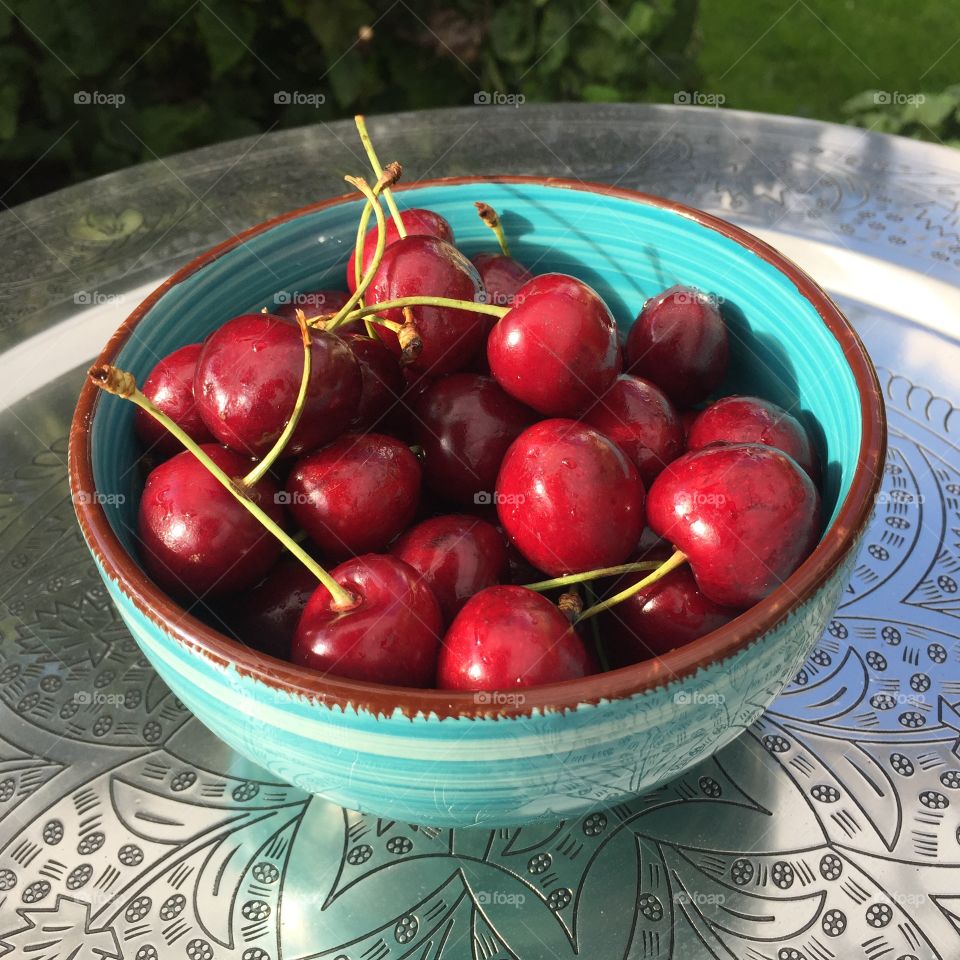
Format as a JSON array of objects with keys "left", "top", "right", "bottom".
[
  {"left": 272, "top": 289, "right": 350, "bottom": 322},
  {"left": 287, "top": 433, "right": 421, "bottom": 559},
  {"left": 135, "top": 344, "right": 212, "bottom": 458},
  {"left": 195, "top": 313, "right": 360, "bottom": 459},
  {"left": 626, "top": 285, "right": 728, "bottom": 406},
  {"left": 138, "top": 445, "right": 283, "bottom": 598},
  {"left": 293, "top": 554, "right": 442, "bottom": 686},
  {"left": 412, "top": 373, "right": 538, "bottom": 507},
  {"left": 646, "top": 443, "right": 821, "bottom": 608},
  {"left": 346, "top": 209, "right": 454, "bottom": 292},
  {"left": 470, "top": 252, "right": 532, "bottom": 307},
  {"left": 391, "top": 515, "right": 508, "bottom": 625},
  {"left": 687, "top": 395, "right": 820, "bottom": 481},
  {"left": 437, "top": 585, "right": 596, "bottom": 690},
  {"left": 343, "top": 333, "right": 404, "bottom": 432},
  {"left": 581, "top": 374, "right": 684, "bottom": 487},
  {"left": 223, "top": 555, "right": 319, "bottom": 660},
  {"left": 488, "top": 274, "right": 621, "bottom": 416},
  {"left": 603, "top": 566, "right": 740, "bottom": 666},
  {"left": 496, "top": 419, "right": 646, "bottom": 576},
  {"left": 366, "top": 235, "right": 488, "bottom": 376}
]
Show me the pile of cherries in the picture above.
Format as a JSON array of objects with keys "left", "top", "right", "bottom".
[{"left": 91, "top": 117, "right": 822, "bottom": 694}]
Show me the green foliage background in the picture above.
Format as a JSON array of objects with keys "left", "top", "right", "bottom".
[
  {"left": 0, "top": 0, "right": 699, "bottom": 205},
  {"left": 1, "top": 0, "right": 957, "bottom": 205}
]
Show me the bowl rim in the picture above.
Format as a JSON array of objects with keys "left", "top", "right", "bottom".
[{"left": 69, "top": 174, "right": 886, "bottom": 720}]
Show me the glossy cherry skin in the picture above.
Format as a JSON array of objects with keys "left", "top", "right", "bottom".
[
  {"left": 413, "top": 373, "right": 538, "bottom": 507},
  {"left": 223, "top": 556, "right": 319, "bottom": 660},
  {"left": 391, "top": 515, "right": 508, "bottom": 625},
  {"left": 603, "top": 566, "right": 740, "bottom": 666},
  {"left": 138, "top": 445, "right": 283, "bottom": 598},
  {"left": 195, "top": 313, "right": 361, "bottom": 459},
  {"left": 273, "top": 289, "right": 350, "bottom": 322},
  {"left": 437, "top": 585, "right": 596, "bottom": 690},
  {"left": 471, "top": 252, "right": 533, "bottom": 307},
  {"left": 135, "top": 344, "right": 213, "bottom": 458},
  {"left": 488, "top": 274, "right": 621, "bottom": 416},
  {"left": 581, "top": 374, "right": 685, "bottom": 488},
  {"left": 367, "top": 235, "right": 488, "bottom": 376},
  {"left": 647, "top": 442, "right": 822, "bottom": 608},
  {"left": 687, "top": 395, "right": 820, "bottom": 481},
  {"left": 496, "top": 419, "right": 646, "bottom": 576},
  {"left": 344, "top": 333, "right": 405, "bottom": 432},
  {"left": 346, "top": 209, "right": 454, "bottom": 292},
  {"left": 292, "top": 554, "right": 442, "bottom": 686},
  {"left": 626, "top": 285, "right": 729, "bottom": 406},
  {"left": 287, "top": 433, "right": 421, "bottom": 559}
]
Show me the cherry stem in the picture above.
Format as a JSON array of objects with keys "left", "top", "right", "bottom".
[
  {"left": 88, "top": 364, "right": 357, "bottom": 611},
  {"left": 242, "top": 309, "right": 311, "bottom": 487},
  {"left": 475, "top": 201, "right": 511, "bottom": 257},
  {"left": 353, "top": 161, "right": 402, "bottom": 297},
  {"left": 333, "top": 295, "right": 508, "bottom": 323},
  {"left": 355, "top": 115, "right": 406, "bottom": 238},
  {"left": 584, "top": 582, "right": 610, "bottom": 671},
  {"left": 320, "top": 176, "right": 387, "bottom": 332},
  {"left": 522, "top": 560, "right": 661, "bottom": 593},
  {"left": 576, "top": 550, "right": 687, "bottom": 623}
]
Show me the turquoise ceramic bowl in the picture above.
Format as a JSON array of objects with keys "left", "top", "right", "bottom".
[{"left": 70, "top": 178, "right": 885, "bottom": 827}]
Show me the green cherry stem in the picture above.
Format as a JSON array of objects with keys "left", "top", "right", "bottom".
[
  {"left": 88, "top": 364, "right": 357, "bottom": 611},
  {"left": 522, "top": 560, "right": 661, "bottom": 593},
  {"left": 333, "top": 296, "right": 508, "bottom": 324},
  {"left": 353, "top": 160, "right": 402, "bottom": 296},
  {"left": 576, "top": 550, "right": 687, "bottom": 623},
  {"left": 319, "top": 175, "right": 387, "bottom": 332},
  {"left": 355, "top": 115, "right": 406, "bottom": 238},
  {"left": 241, "top": 309, "right": 311, "bottom": 487},
  {"left": 475, "top": 201, "right": 511, "bottom": 257}
]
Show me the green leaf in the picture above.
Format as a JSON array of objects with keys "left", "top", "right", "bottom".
[
  {"left": 626, "top": 1, "right": 657, "bottom": 36},
  {"left": 841, "top": 90, "right": 887, "bottom": 115},
  {"left": 581, "top": 83, "right": 622, "bottom": 102},
  {"left": 196, "top": 2, "right": 257, "bottom": 77},
  {"left": 907, "top": 92, "right": 956, "bottom": 129},
  {"left": 489, "top": 1, "right": 537, "bottom": 64},
  {"left": 536, "top": 4, "right": 572, "bottom": 75},
  {"left": 325, "top": 53, "right": 368, "bottom": 108}
]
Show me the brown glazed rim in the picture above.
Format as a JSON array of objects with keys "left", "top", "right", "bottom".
[{"left": 69, "top": 175, "right": 886, "bottom": 721}]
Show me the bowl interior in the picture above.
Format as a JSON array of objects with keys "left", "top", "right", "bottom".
[{"left": 92, "top": 181, "right": 862, "bottom": 597}]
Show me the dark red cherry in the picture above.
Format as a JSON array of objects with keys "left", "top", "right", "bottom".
[
  {"left": 581, "top": 374, "right": 684, "bottom": 487},
  {"left": 488, "top": 274, "right": 621, "bottom": 416},
  {"left": 287, "top": 434, "right": 420, "bottom": 559},
  {"left": 391, "top": 515, "right": 508, "bottom": 625},
  {"left": 496, "top": 419, "right": 645, "bottom": 576},
  {"left": 626, "top": 285, "right": 728, "bottom": 406},
  {"left": 437, "top": 585, "right": 596, "bottom": 690},
  {"left": 138, "top": 445, "right": 283, "bottom": 598},
  {"left": 412, "top": 373, "right": 538, "bottom": 507},
  {"left": 135, "top": 344, "right": 213, "bottom": 458},
  {"left": 346, "top": 209, "right": 454, "bottom": 292},
  {"left": 367, "top": 235, "right": 488, "bottom": 376},
  {"left": 470, "top": 252, "right": 532, "bottom": 307},
  {"left": 343, "top": 333, "right": 404, "bottom": 432},
  {"left": 603, "top": 566, "right": 740, "bottom": 666},
  {"left": 293, "top": 554, "right": 442, "bottom": 686},
  {"left": 647, "top": 443, "right": 822, "bottom": 608},
  {"left": 687, "top": 395, "right": 820, "bottom": 481},
  {"left": 195, "top": 313, "right": 361, "bottom": 459},
  {"left": 679, "top": 408, "right": 700, "bottom": 438},
  {"left": 223, "top": 556, "right": 319, "bottom": 660},
  {"left": 272, "top": 289, "right": 350, "bottom": 322}
]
